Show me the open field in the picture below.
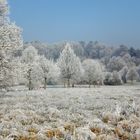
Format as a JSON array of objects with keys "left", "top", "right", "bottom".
[{"left": 0, "top": 85, "right": 140, "bottom": 140}]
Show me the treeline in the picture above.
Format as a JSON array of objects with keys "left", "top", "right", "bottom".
[
  {"left": 2, "top": 39, "right": 140, "bottom": 90},
  {"left": 11, "top": 42, "right": 140, "bottom": 90},
  {"left": 22, "top": 41, "right": 140, "bottom": 62}
]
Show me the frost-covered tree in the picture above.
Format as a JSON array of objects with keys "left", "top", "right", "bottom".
[
  {"left": 71, "top": 56, "right": 84, "bottom": 87},
  {"left": 82, "top": 59, "right": 104, "bottom": 87},
  {"left": 112, "top": 71, "right": 122, "bottom": 85},
  {"left": 39, "top": 56, "right": 60, "bottom": 89},
  {"left": 104, "top": 71, "right": 122, "bottom": 85},
  {"left": 122, "top": 54, "right": 135, "bottom": 68},
  {"left": 22, "top": 46, "right": 38, "bottom": 64},
  {"left": 11, "top": 57, "right": 25, "bottom": 85},
  {"left": 104, "top": 72, "right": 112, "bottom": 85},
  {"left": 112, "top": 45, "right": 129, "bottom": 57},
  {"left": 0, "top": 0, "right": 23, "bottom": 90},
  {"left": 0, "top": 51, "right": 13, "bottom": 89},
  {"left": 126, "top": 67, "right": 139, "bottom": 83},
  {"left": 57, "top": 43, "right": 83, "bottom": 87},
  {"left": 137, "top": 65, "right": 140, "bottom": 81},
  {"left": 0, "top": 0, "right": 22, "bottom": 52},
  {"left": 119, "top": 66, "right": 128, "bottom": 83},
  {"left": 22, "top": 46, "right": 41, "bottom": 90},
  {"left": 107, "top": 56, "right": 126, "bottom": 72},
  {"left": 0, "top": 0, "right": 9, "bottom": 25},
  {"left": 25, "top": 64, "right": 42, "bottom": 90},
  {"left": 0, "top": 23, "right": 22, "bottom": 52}
]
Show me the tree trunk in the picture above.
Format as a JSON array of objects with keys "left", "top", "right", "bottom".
[
  {"left": 89, "top": 80, "right": 91, "bottom": 88},
  {"left": 64, "top": 82, "right": 66, "bottom": 88},
  {"left": 44, "top": 77, "right": 47, "bottom": 89},
  {"left": 72, "top": 83, "right": 74, "bottom": 88},
  {"left": 67, "top": 78, "right": 70, "bottom": 87},
  {"left": 28, "top": 69, "right": 32, "bottom": 90},
  {"left": 29, "top": 79, "right": 32, "bottom": 90},
  {"left": 131, "top": 79, "right": 133, "bottom": 84},
  {"left": 124, "top": 78, "right": 127, "bottom": 83},
  {"left": 89, "top": 83, "right": 91, "bottom": 88}
]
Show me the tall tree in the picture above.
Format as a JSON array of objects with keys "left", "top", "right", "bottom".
[
  {"left": 119, "top": 66, "right": 128, "bottom": 83},
  {"left": 0, "top": 51, "right": 12, "bottom": 89},
  {"left": 0, "top": 0, "right": 23, "bottom": 90},
  {"left": 0, "top": 0, "right": 8, "bottom": 25},
  {"left": 39, "top": 56, "right": 60, "bottom": 89},
  {"left": 58, "top": 43, "right": 83, "bottom": 87},
  {"left": 22, "top": 46, "right": 41, "bottom": 90},
  {"left": 107, "top": 56, "right": 126, "bottom": 72}
]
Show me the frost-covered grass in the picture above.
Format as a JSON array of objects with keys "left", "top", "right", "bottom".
[{"left": 0, "top": 85, "right": 140, "bottom": 140}]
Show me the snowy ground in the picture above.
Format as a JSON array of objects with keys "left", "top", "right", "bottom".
[{"left": 0, "top": 85, "right": 140, "bottom": 140}]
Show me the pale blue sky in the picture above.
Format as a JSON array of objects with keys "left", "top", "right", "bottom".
[{"left": 9, "top": 0, "right": 140, "bottom": 47}]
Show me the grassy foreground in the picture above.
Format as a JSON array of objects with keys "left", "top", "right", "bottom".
[{"left": 0, "top": 85, "right": 140, "bottom": 140}]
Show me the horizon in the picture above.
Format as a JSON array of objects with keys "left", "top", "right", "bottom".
[{"left": 9, "top": 0, "right": 140, "bottom": 48}]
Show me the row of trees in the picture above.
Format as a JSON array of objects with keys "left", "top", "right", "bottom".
[
  {"left": 21, "top": 42, "right": 140, "bottom": 88},
  {"left": 23, "top": 41, "right": 140, "bottom": 67},
  {"left": 13, "top": 44, "right": 103, "bottom": 89},
  {"left": 12, "top": 43, "right": 140, "bottom": 90}
]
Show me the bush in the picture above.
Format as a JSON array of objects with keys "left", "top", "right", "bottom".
[{"left": 104, "top": 71, "right": 122, "bottom": 85}]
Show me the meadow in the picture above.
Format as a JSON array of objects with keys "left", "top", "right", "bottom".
[{"left": 0, "top": 85, "right": 140, "bottom": 140}]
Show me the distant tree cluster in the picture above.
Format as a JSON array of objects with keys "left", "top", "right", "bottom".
[
  {"left": 4, "top": 42, "right": 140, "bottom": 90},
  {"left": 16, "top": 43, "right": 105, "bottom": 89},
  {"left": 20, "top": 41, "right": 140, "bottom": 87}
]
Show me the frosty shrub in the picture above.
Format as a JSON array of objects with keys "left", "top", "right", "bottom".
[
  {"left": 39, "top": 56, "right": 60, "bottom": 88},
  {"left": 82, "top": 59, "right": 104, "bottom": 87},
  {"left": 126, "top": 67, "right": 139, "bottom": 83},
  {"left": 104, "top": 71, "right": 122, "bottom": 85}
]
